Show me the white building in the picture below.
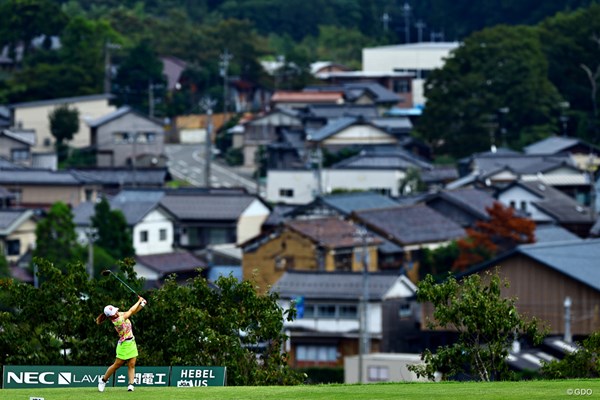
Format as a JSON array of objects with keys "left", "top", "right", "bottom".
[{"left": 362, "top": 42, "right": 460, "bottom": 107}]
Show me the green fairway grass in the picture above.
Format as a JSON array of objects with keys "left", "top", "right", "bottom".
[{"left": 1, "top": 380, "right": 599, "bottom": 400}]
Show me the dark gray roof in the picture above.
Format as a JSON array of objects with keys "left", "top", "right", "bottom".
[
  {"left": 271, "top": 271, "right": 409, "bottom": 300},
  {"left": 427, "top": 188, "right": 496, "bottom": 221},
  {"left": 515, "top": 240, "right": 600, "bottom": 292},
  {"left": 10, "top": 93, "right": 114, "bottom": 109},
  {"left": 421, "top": 166, "right": 459, "bottom": 183},
  {"left": 504, "top": 181, "right": 594, "bottom": 223},
  {"left": 69, "top": 168, "right": 170, "bottom": 186},
  {"left": 465, "top": 152, "right": 575, "bottom": 176},
  {"left": 0, "top": 209, "right": 33, "bottom": 232},
  {"left": 523, "top": 136, "right": 591, "bottom": 155},
  {"left": 306, "top": 117, "right": 357, "bottom": 142},
  {"left": 343, "top": 82, "right": 402, "bottom": 104},
  {"left": 87, "top": 106, "right": 132, "bottom": 128},
  {"left": 370, "top": 117, "right": 412, "bottom": 132},
  {"left": 534, "top": 224, "right": 582, "bottom": 243},
  {"left": 0, "top": 169, "right": 82, "bottom": 185},
  {"left": 305, "top": 104, "right": 379, "bottom": 120},
  {"left": 160, "top": 193, "right": 257, "bottom": 220},
  {"left": 0, "top": 157, "right": 25, "bottom": 169},
  {"left": 332, "top": 147, "right": 431, "bottom": 170},
  {"left": 353, "top": 204, "right": 465, "bottom": 245},
  {"left": 135, "top": 251, "right": 206, "bottom": 275},
  {"left": 321, "top": 192, "right": 399, "bottom": 214}
]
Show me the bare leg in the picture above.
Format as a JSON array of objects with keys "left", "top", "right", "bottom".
[
  {"left": 103, "top": 358, "right": 126, "bottom": 381},
  {"left": 127, "top": 357, "right": 137, "bottom": 385}
]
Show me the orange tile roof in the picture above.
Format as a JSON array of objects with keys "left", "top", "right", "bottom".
[{"left": 271, "top": 91, "right": 344, "bottom": 103}]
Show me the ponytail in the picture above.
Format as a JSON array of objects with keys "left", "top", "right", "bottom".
[{"left": 96, "top": 313, "right": 107, "bottom": 325}]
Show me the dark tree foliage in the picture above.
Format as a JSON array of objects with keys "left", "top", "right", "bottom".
[{"left": 91, "top": 197, "right": 135, "bottom": 262}]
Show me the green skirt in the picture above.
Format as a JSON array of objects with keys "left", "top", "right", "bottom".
[{"left": 116, "top": 339, "right": 138, "bottom": 360}]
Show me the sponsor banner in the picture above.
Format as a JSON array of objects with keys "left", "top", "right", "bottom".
[
  {"left": 113, "top": 366, "right": 170, "bottom": 388},
  {"left": 3, "top": 366, "right": 107, "bottom": 389},
  {"left": 170, "top": 366, "right": 226, "bottom": 387}
]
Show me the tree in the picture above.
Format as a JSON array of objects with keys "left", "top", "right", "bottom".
[
  {"left": 91, "top": 197, "right": 135, "bottom": 262},
  {"left": 409, "top": 269, "right": 545, "bottom": 381},
  {"left": 33, "top": 202, "right": 81, "bottom": 269},
  {"left": 453, "top": 202, "right": 535, "bottom": 272},
  {"left": 0, "top": 253, "right": 10, "bottom": 278},
  {"left": 541, "top": 332, "right": 600, "bottom": 379},
  {"left": 49, "top": 104, "right": 79, "bottom": 164},
  {"left": 415, "top": 25, "right": 562, "bottom": 159}
]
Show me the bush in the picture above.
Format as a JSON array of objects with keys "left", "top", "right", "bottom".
[{"left": 298, "top": 367, "right": 344, "bottom": 384}]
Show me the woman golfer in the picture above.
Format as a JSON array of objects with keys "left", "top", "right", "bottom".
[{"left": 96, "top": 296, "right": 146, "bottom": 392}]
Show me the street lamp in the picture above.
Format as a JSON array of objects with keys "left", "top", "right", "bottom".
[
  {"left": 559, "top": 101, "right": 570, "bottom": 137},
  {"left": 199, "top": 96, "right": 217, "bottom": 188}
]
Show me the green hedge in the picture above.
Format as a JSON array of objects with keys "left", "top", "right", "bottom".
[{"left": 298, "top": 367, "right": 344, "bottom": 384}]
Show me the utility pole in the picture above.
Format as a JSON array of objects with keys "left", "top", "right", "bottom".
[
  {"left": 148, "top": 80, "right": 155, "bottom": 118},
  {"left": 402, "top": 2, "right": 411, "bottom": 44},
  {"left": 104, "top": 41, "right": 121, "bottom": 94},
  {"left": 85, "top": 227, "right": 98, "bottom": 279},
  {"left": 219, "top": 49, "right": 233, "bottom": 118},
  {"left": 564, "top": 296, "right": 572, "bottom": 343},
  {"left": 200, "top": 97, "right": 216, "bottom": 188},
  {"left": 354, "top": 226, "right": 370, "bottom": 383},
  {"left": 381, "top": 12, "right": 391, "bottom": 32},
  {"left": 415, "top": 20, "right": 426, "bottom": 43}
]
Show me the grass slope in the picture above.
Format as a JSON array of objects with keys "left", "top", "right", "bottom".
[{"left": 1, "top": 380, "right": 599, "bottom": 400}]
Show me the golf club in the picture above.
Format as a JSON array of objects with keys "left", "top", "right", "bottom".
[{"left": 101, "top": 269, "right": 139, "bottom": 297}]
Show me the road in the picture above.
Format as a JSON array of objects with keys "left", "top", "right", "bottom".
[{"left": 165, "top": 144, "right": 259, "bottom": 194}]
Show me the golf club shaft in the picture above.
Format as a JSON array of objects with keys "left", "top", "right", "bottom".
[{"left": 108, "top": 271, "right": 139, "bottom": 296}]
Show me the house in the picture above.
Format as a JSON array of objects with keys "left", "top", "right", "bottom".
[
  {"left": 449, "top": 239, "right": 600, "bottom": 337},
  {"left": 0, "top": 129, "right": 34, "bottom": 167},
  {"left": 271, "top": 271, "right": 417, "bottom": 368},
  {"left": 239, "top": 108, "right": 303, "bottom": 170},
  {"left": 135, "top": 250, "right": 206, "bottom": 288},
  {"left": 362, "top": 42, "right": 460, "bottom": 108},
  {"left": 523, "top": 135, "right": 600, "bottom": 171},
  {"left": 344, "top": 353, "right": 426, "bottom": 383},
  {"left": 72, "top": 189, "right": 177, "bottom": 256},
  {"left": 270, "top": 90, "right": 345, "bottom": 110},
  {"left": 351, "top": 204, "right": 466, "bottom": 282},
  {"left": 242, "top": 217, "right": 381, "bottom": 293},
  {"left": 0, "top": 168, "right": 99, "bottom": 209},
  {"left": 87, "top": 106, "right": 166, "bottom": 168},
  {"left": 0, "top": 208, "right": 36, "bottom": 265},
  {"left": 423, "top": 187, "right": 497, "bottom": 228},
  {"left": 159, "top": 188, "right": 270, "bottom": 250},
  {"left": 496, "top": 180, "right": 595, "bottom": 237},
  {"left": 266, "top": 147, "right": 431, "bottom": 204},
  {"left": 69, "top": 167, "right": 171, "bottom": 196},
  {"left": 9, "top": 94, "right": 116, "bottom": 155},
  {"left": 303, "top": 82, "right": 404, "bottom": 112}
]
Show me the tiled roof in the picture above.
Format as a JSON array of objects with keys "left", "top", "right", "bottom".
[
  {"left": 285, "top": 217, "right": 381, "bottom": 248},
  {"left": 306, "top": 116, "right": 358, "bottom": 142},
  {"left": 0, "top": 169, "right": 82, "bottom": 185},
  {"left": 160, "top": 193, "right": 256, "bottom": 220},
  {"left": 523, "top": 136, "right": 586, "bottom": 155},
  {"left": 353, "top": 204, "right": 465, "bottom": 245},
  {"left": 0, "top": 157, "right": 25, "bottom": 169},
  {"left": 271, "top": 91, "right": 344, "bottom": 103},
  {"left": 271, "top": 271, "right": 413, "bottom": 300},
  {"left": 468, "top": 239, "right": 600, "bottom": 292},
  {"left": 136, "top": 251, "right": 205, "bottom": 275},
  {"left": 465, "top": 153, "right": 575, "bottom": 176},
  {"left": 534, "top": 224, "right": 582, "bottom": 243},
  {"left": 332, "top": 147, "right": 431, "bottom": 170},
  {"left": 321, "top": 192, "right": 399, "bottom": 214},
  {"left": 343, "top": 82, "right": 401, "bottom": 104},
  {"left": 0, "top": 209, "right": 33, "bottom": 233},
  {"left": 428, "top": 188, "right": 496, "bottom": 220},
  {"left": 305, "top": 104, "right": 379, "bottom": 119},
  {"left": 503, "top": 181, "right": 594, "bottom": 223},
  {"left": 69, "top": 168, "right": 170, "bottom": 186}
]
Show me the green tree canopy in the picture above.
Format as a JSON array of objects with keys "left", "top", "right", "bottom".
[
  {"left": 409, "top": 269, "right": 545, "bottom": 381},
  {"left": 415, "top": 25, "right": 563, "bottom": 159},
  {"left": 33, "top": 202, "right": 81, "bottom": 269},
  {"left": 91, "top": 197, "right": 135, "bottom": 263}
]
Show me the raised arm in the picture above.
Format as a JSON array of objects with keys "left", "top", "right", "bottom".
[{"left": 121, "top": 296, "right": 146, "bottom": 319}]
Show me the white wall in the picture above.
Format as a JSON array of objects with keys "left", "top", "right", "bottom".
[
  {"left": 267, "top": 169, "right": 406, "bottom": 204},
  {"left": 237, "top": 199, "right": 270, "bottom": 245},
  {"left": 13, "top": 96, "right": 116, "bottom": 153},
  {"left": 132, "top": 209, "right": 174, "bottom": 255},
  {"left": 497, "top": 186, "right": 554, "bottom": 222}
]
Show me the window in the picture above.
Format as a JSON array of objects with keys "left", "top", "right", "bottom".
[
  {"left": 279, "top": 188, "right": 294, "bottom": 198},
  {"left": 43, "top": 138, "right": 52, "bottom": 147},
  {"left": 317, "top": 305, "right": 336, "bottom": 318},
  {"left": 6, "top": 239, "right": 20, "bottom": 256},
  {"left": 296, "top": 345, "right": 337, "bottom": 362},
  {"left": 84, "top": 189, "right": 94, "bottom": 202},
  {"left": 145, "top": 132, "right": 156, "bottom": 143},
  {"left": 338, "top": 305, "right": 358, "bottom": 318},
  {"left": 509, "top": 200, "right": 516, "bottom": 209},
  {"left": 9, "top": 189, "right": 21, "bottom": 204},
  {"left": 159, "top": 229, "right": 167, "bottom": 241},
  {"left": 399, "top": 303, "right": 412, "bottom": 319},
  {"left": 334, "top": 249, "right": 352, "bottom": 271},
  {"left": 140, "top": 230, "right": 148, "bottom": 243},
  {"left": 11, "top": 149, "right": 29, "bottom": 162},
  {"left": 520, "top": 201, "right": 527, "bottom": 211},
  {"left": 368, "top": 366, "right": 389, "bottom": 382}
]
